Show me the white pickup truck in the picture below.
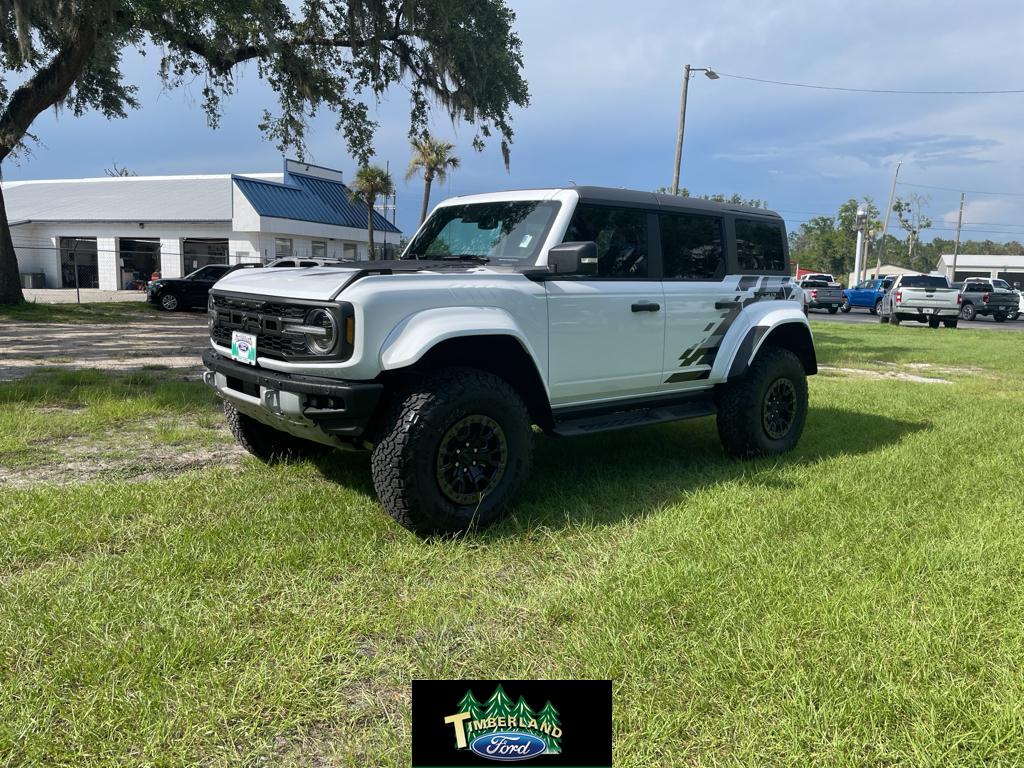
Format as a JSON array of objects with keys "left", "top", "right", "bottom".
[
  {"left": 879, "top": 274, "right": 960, "bottom": 328},
  {"left": 202, "top": 187, "right": 815, "bottom": 533}
]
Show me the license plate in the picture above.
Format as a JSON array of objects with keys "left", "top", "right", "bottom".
[{"left": 231, "top": 331, "right": 257, "bottom": 365}]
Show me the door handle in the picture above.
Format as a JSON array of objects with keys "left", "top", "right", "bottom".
[{"left": 631, "top": 301, "right": 660, "bottom": 312}]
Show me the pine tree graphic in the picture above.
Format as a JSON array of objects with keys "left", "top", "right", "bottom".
[
  {"left": 510, "top": 694, "right": 535, "bottom": 726},
  {"left": 537, "top": 700, "right": 562, "bottom": 754},
  {"left": 482, "top": 684, "right": 515, "bottom": 721},
  {"left": 457, "top": 689, "right": 485, "bottom": 722}
]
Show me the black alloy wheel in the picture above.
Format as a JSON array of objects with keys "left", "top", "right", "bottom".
[
  {"left": 762, "top": 378, "right": 798, "bottom": 440},
  {"left": 435, "top": 414, "right": 509, "bottom": 505}
]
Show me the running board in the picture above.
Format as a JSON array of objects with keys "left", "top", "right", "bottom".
[{"left": 551, "top": 397, "right": 716, "bottom": 437}]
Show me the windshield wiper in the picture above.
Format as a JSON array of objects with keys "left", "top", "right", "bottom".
[{"left": 440, "top": 254, "right": 490, "bottom": 263}]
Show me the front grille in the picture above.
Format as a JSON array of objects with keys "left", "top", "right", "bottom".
[{"left": 210, "top": 294, "right": 335, "bottom": 361}]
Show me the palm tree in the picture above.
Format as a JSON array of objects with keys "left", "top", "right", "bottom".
[
  {"left": 406, "top": 133, "right": 460, "bottom": 224},
  {"left": 349, "top": 165, "right": 394, "bottom": 260}
]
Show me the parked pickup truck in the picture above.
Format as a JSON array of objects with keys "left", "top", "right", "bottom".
[
  {"left": 841, "top": 277, "right": 892, "bottom": 314},
  {"left": 956, "top": 278, "right": 1019, "bottom": 322},
  {"left": 798, "top": 278, "right": 844, "bottom": 313},
  {"left": 879, "top": 274, "right": 960, "bottom": 327},
  {"left": 201, "top": 186, "right": 815, "bottom": 533}
]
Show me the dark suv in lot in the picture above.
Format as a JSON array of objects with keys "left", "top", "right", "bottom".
[{"left": 147, "top": 264, "right": 259, "bottom": 311}]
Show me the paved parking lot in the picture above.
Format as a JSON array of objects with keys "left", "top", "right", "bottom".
[{"left": 809, "top": 310, "right": 1024, "bottom": 332}]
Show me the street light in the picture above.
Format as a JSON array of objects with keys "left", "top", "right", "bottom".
[{"left": 671, "top": 65, "right": 718, "bottom": 195}]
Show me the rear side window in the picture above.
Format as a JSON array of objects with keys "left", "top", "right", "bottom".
[
  {"left": 563, "top": 204, "right": 648, "bottom": 277},
  {"left": 274, "top": 260, "right": 295, "bottom": 268},
  {"left": 659, "top": 213, "right": 725, "bottom": 280},
  {"left": 966, "top": 281, "right": 990, "bottom": 292},
  {"left": 735, "top": 218, "right": 786, "bottom": 272}
]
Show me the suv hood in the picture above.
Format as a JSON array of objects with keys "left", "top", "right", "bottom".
[{"left": 213, "top": 260, "right": 486, "bottom": 301}]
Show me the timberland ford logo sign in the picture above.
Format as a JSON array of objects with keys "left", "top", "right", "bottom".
[{"left": 444, "top": 685, "right": 562, "bottom": 761}]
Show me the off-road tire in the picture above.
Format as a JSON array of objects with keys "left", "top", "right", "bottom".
[
  {"left": 160, "top": 292, "right": 182, "bottom": 311},
  {"left": 943, "top": 319, "right": 958, "bottom": 329},
  {"left": 716, "top": 346, "right": 808, "bottom": 459},
  {"left": 370, "top": 367, "right": 533, "bottom": 535},
  {"left": 224, "top": 402, "right": 330, "bottom": 462},
  {"left": 960, "top": 303, "right": 976, "bottom": 321}
]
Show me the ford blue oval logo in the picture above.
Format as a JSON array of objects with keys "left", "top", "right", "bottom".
[{"left": 469, "top": 732, "right": 546, "bottom": 761}]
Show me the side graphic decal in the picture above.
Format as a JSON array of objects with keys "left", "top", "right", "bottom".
[{"left": 664, "top": 276, "right": 798, "bottom": 384}]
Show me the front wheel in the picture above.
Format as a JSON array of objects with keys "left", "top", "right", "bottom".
[
  {"left": 159, "top": 292, "right": 182, "bottom": 311},
  {"left": 870, "top": 299, "right": 881, "bottom": 315},
  {"left": 840, "top": 299, "right": 852, "bottom": 313},
  {"left": 1008, "top": 311, "right": 1020, "bottom": 321},
  {"left": 716, "top": 347, "right": 808, "bottom": 459},
  {"left": 960, "top": 303, "right": 976, "bottom": 321},
  {"left": 370, "top": 367, "right": 533, "bottom": 535}
]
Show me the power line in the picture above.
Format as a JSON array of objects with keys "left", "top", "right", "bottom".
[
  {"left": 715, "top": 71, "right": 1024, "bottom": 95},
  {"left": 897, "top": 180, "right": 1024, "bottom": 197}
]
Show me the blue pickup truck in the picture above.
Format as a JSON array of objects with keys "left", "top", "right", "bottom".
[{"left": 841, "top": 277, "right": 893, "bottom": 314}]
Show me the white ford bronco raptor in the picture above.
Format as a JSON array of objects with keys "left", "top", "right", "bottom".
[{"left": 203, "top": 187, "right": 816, "bottom": 533}]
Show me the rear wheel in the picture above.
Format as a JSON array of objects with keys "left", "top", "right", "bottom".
[
  {"left": 943, "top": 319, "right": 958, "bottom": 329},
  {"left": 891, "top": 313, "right": 902, "bottom": 326},
  {"left": 828, "top": 306, "right": 839, "bottom": 314},
  {"left": 370, "top": 367, "right": 533, "bottom": 535},
  {"left": 960, "top": 303, "right": 976, "bottom": 321},
  {"left": 716, "top": 347, "right": 808, "bottom": 459},
  {"left": 224, "top": 402, "right": 331, "bottom": 462},
  {"left": 928, "top": 318, "right": 940, "bottom": 328},
  {"left": 994, "top": 313, "right": 1007, "bottom": 323},
  {"left": 879, "top": 310, "right": 889, "bottom": 324}
]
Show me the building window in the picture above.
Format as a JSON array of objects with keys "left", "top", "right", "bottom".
[
  {"left": 311, "top": 240, "right": 327, "bottom": 259},
  {"left": 275, "top": 238, "right": 293, "bottom": 259},
  {"left": 343, "top": 243, "right": 357, "bottom": 261}
]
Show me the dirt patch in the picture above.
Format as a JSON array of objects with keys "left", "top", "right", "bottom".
[
  {"left": 820, "top": 365, "right": 953, "bottom": 384},
  {"left": 1, "top": 420, "right": 247, "bottom": 489},
  {"left": 0, "top": 315, "right": 209, "bottom": 380}
]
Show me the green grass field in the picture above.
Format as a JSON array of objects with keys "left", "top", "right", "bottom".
[
  {"left": 0, "top": 301, "right": 163, "bottom": 324},
  {"left": 1, "top": 322, "right": 1022, "bottom": 766}
]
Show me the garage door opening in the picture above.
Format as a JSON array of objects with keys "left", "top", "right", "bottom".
[
  {"left": 183, "top": 239, "right": 228, "bottom": 273},
  {"left": 997, "top": 271, "right": 1024, "bottom": 289},
  {"left": 59, "top": 237, "right": 98, "bottom": 288},
  {"left": 119, "top": 238, "right": 160, "bottom": 289}
]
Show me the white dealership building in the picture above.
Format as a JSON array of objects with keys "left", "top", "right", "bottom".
[
  {"left": 4, "top": 159, "right": 402, "bottom": 290},
  {"left": 936, "top": 253, "right": 1024, "bottom": 286}
]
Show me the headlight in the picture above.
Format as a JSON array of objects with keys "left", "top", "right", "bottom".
[
  {"left": 207, "top": 294, "right": 216, "bottom": 332},
  {"left": 303, "top": 308, "right": 337, "bottom": 355}
]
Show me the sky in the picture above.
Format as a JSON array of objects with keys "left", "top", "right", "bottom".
[{"left": 6, "top": 0, "right": 1024, "bottom": 243}]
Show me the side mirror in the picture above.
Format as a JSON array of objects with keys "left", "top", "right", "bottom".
[{"left": 547, "top": 241, "right": 598, "bottom": 276}]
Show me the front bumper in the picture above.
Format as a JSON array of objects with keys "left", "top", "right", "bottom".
[{"left": 202, "top": 350, "right": 382, "bottom": 443}]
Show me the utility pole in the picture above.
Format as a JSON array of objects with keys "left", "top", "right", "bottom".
[
  {"left": 670, "top": 65, "right": 718, "bottom": 195},
  {"left": 874, "top": 160, "right": 901, "bottom": 280},
  {"left": 671, "top": 64, "right": 691, "bottom": 196},
  {"left": 951, "top": 191, "right": 965, "bottom": 281},
  {"left": 853, "top": 206, "right": 866, "bottom": 284}
]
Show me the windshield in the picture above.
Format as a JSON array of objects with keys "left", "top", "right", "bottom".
[
  {"left": 186, "top": 265, "right": 229, "bottom": 280},
  {"left": 901, "top": 276, "right": 949, "bottom": 289},
  {"left": 992, "top": 279, "right": 1012, "bottom": 290},
  {"left": 403, "top": 201, "right": 561, "bottom": 264}
]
